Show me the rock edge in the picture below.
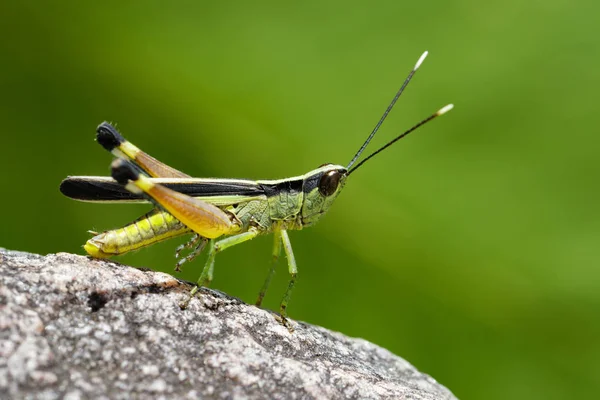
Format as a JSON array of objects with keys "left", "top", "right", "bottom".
[{"left": 0, "top": 249, "right": 457, "bottom": 400}]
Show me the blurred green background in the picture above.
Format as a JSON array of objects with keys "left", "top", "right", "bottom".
[{"left": 1, "top": 1, "right": 598, "bottom": 399}]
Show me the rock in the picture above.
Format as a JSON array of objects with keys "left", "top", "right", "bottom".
[{"left": 0, "top": 249, "right": 457, "bottom": 399}]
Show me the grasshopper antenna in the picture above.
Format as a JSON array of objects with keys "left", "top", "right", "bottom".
[
  {"left": 346, "top": 51, "right": 429, "bottom": 170},
  {"left": 347, "top": 103, "right": 454, "bottom": 175}
]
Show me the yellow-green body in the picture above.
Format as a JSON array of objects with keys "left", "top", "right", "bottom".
[{"left": 83, "top": 164, "right": 347, "bottom": 259}]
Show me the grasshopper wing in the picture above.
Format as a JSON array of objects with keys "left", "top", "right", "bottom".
[{"left": 60, "top": 176, "right": 266, "bottom": 203}]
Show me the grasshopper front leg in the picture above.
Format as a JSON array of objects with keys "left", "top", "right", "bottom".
[
  {"left": 254, "top": 229, "right": 297, "bottom": 327},
  {"left": 256, "top": 230, "right": 282, "bottom": 307}
]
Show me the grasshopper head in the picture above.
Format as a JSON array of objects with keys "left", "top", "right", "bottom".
[{"left": 301, "top": 164, "right": 348, "bottom": 227}]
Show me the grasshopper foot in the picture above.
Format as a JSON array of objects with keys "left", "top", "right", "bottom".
[
  {"left": 179, "top": 286, "right": 200, "bottom": 309},
  {"left": 255, "top": 292, "right": 266, "bottom": 307},
  {"left": 276, "top": 305, "right": 295, "bottom": 333},
  {"left": 275, "top": 313, "right": 295, "bottom": 333}
]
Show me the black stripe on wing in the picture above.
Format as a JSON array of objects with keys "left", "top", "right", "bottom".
[{"left": 60, "top": 176, "right": 265, "bottom": 202}]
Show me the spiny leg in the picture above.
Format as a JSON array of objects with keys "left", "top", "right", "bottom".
[
  {"left": 174, "top": 234, "right": 208, "bottom": 272},
  {"left": 255, "top": 230, "right": 282, "bottom": 307},
  {"left": 180, "top": 228, "right": 260, "bottom": 309},
  {"left": 175, "top": 234, "right": 201, "bottom": 259},
  {"left": 279, "top": 230, "right": 297, "bottom": 324},
  {"left": 96, "top": 122, "right": 191, "bottom": 178}
]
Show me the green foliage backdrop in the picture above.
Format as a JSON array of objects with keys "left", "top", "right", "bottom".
[{"left": 1, "top": 1, "right": 597, "bottom": 399}]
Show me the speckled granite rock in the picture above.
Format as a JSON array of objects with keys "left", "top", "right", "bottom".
[{"left": 0, "top": 249, "right": 457, "bottom": 400}]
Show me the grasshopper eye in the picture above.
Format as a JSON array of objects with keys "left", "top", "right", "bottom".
[{"left": 318, "top": 171, "right": 341, "bottom": 196}]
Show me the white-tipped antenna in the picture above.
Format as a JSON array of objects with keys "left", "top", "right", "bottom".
[
  {"left": 437, "top": 103, "right": 454, "bottom": 115},
  {"left": 346, "top": 51, "right": 430, "bottom": 170},
  {"left": 347, "top": 103, "right": 454, "bottom": 175},
  {"left": 415, "top": 50, "right": 428, "bottom": 70}
]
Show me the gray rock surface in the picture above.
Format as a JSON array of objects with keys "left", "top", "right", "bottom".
[{"left": 0, "top": 248, "right": 457, "bottom": 399}]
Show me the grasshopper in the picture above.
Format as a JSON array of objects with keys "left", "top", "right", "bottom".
[{"left": 60, "top": 51, "right": 452, "bottom": 323}]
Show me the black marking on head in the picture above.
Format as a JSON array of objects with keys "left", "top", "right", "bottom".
[
  {"left": 318, "top": 170, "right": 341, "bottom": 196},
  {"left": 96, "top": 122, "right": 125, "bottom": 151},
  {"left": 302, "top": 172, "right": 323, "bottom": 194},
  {"left": 260, "top": 178, "right": 303, "bottom": 198},
  {"left": 111, "top": 159, "right": 139, "bottom": 185}
]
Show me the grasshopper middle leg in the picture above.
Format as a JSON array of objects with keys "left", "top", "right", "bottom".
[{"left": 180, "top": 228, "right": 260, "bottom": 309}]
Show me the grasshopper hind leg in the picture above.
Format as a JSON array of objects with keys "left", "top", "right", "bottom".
[{"left": 97, "top": 122, "right": 191, "bottom": 179}]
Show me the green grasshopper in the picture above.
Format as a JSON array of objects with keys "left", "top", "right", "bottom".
[{"left": 60, "top": 51, "right": 452, "bottom": 323}]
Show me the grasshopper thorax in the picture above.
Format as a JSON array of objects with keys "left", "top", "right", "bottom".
[{"left": 300, "top": 164, "right": 348, "bottom": 227}]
